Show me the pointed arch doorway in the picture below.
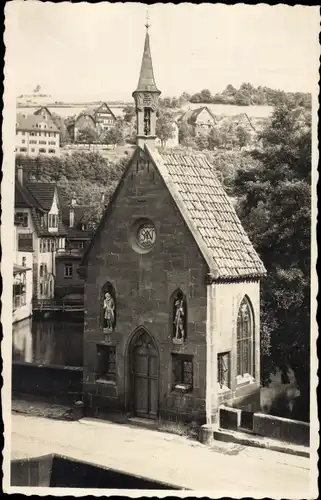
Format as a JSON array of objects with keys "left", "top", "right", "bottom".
[{"left": 129, "top": 328, "right": 159, "bottom": 419}]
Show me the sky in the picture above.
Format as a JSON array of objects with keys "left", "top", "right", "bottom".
[{"left": 5, "top": 2, "right": 320, "bottom": 101}]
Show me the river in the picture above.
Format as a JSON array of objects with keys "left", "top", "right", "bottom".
[{"left": 12, "top": 316, "right": 83, "bottom": 368}]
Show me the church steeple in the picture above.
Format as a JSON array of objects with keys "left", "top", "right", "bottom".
[{"left": 132, "top": 18, "right": 161, "bottom": 149}]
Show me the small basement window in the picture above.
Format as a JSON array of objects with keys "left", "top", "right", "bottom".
[{"left": 172, "top": 354, "right": 193, "bottom": 393}]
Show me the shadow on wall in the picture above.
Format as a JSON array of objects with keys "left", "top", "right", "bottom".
[{"left": 260, "top": 367, "right": 301, "bottom": 420}]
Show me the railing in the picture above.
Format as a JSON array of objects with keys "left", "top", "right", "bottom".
[{"left": 32, "top": 298, "right": 84, "bottom": 312}]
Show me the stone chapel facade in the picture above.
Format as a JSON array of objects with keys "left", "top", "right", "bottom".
[{"left": 80, "top": 27, "right": 266, "bottom": 426}]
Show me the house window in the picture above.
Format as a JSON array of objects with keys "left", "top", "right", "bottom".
[
  {"left": 22, "top": 139, "right": 25, "bottom": 144},
  {"left": 43, "top": 239, "right": 48, "bottom": 252},
  {"left": 39, "top": 263, "right": 47, "bottom": 277},
  {"left": 64, "top": 264, "right": 73, "bottom": 278},
  {"left": 96, "top": 345, "right": 116, "bottom": 382},
  {"left": 14, "top": 212, "right": 28, "bottom": 227},
  {"left": 237, "top": 296, "right": 254, "bottom": 380},
  {"left": 22, "top": 257, "right": 26, "bottom": 267},
  {"left": 20, "top": 147, "right": 27, "bottom": 152},
  {"left": 172, "top": 354, "right": 193, "bottom": 391},
  {"left": 39, "top": 140, "right": 46, "bottom": 145},
  {"left": 40, "top": 283, "right": 43, "bottom": 295},
  {"left": 18, "top": 233, "right": 33, "bottom": 251},
  {"left": 39, "top": 148, "right": 46, "bottom": 153},
  {"left": 22, "top": 131, "right": 25, "bottom": 136},
  {"left": 48, "top": 149, "right": 56, "bottom": 154},
  {"left": 30, "top": 132, "right": 35, "bottom": 136},
  {"left": 48, "top": 214, "right": 58, "bottom": 228},
  {"left": 13, "top": 274, "right": 26, "bottom": 309},
  {"left": 218, "top": 352, "right": 230, "bottom": 390},
  {"left": 31, "top": 148, "right": 35, "bottom": 153}
]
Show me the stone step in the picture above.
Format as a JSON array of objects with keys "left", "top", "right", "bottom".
[{"left": 214, "top": 428, "right": 310, "bottom": 458}]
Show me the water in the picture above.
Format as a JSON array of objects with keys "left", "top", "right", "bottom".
[{"left": 12, "top": 316, "right": 84, "bottom": 368}]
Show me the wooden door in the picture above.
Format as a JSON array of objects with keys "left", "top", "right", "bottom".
[{"left": 131, "top": 330, "right": 158, "bottom": 419}]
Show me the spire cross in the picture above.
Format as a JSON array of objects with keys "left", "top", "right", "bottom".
[{"left": 145, "top": 10, "right": 150, "bottom": 31}]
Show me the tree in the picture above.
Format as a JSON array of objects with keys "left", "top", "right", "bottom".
[
  {"left": 123, "top": 105, "right": 136, "bottom": 123},
  {"left": 200, "top": 89, "right": 213, "bottom": 103},
  {"left": 234, "top": 90, "right": 251, "bottom": 106},
  {"left": 101, "top": 124, "right": 124, "bottom": 149},
  {"left": 178, "top": 121, "right": 194, "bottom": 146},
  {"left": 77, "top": 126, "right": 98, "bottom": 147},
  {"left": 235, "top": 125, "right": 251, "bottom": 150},
  {"left": 207, "top": 127, "right": 222, "bottom": 150},
  {"left": 195, "top": 134, "right": 208, "bottom": 150},
  {"left": 233, "top": 104, "right": 311, "bottom": 421},
  {"left": 156, "top": 112, "right": 174, "bottom": 147}
]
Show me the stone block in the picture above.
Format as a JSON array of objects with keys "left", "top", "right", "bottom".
[
  {"left": 219, "top": 406, "right": 242, "bottom": 430},
  {"left": 253, "top": 412, "right": 310, "bottom": 446}
]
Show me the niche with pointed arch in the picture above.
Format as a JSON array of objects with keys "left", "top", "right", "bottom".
[
  {"left": 101, "top": 282, "right": 116, "bottom": 333},
  {"left": 171, "top": 289, "right": 187, "bottom": 343}
]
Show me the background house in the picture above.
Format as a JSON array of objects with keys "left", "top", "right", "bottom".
[
  {"left": 73, "top": 102, "right": 117, "bottom": 142},
  {"left": 16, "top": 113, "right": 60, "bottom": 156},
  {"left": 13, "top": 221, "right": 33, "bottom": 324},
  {"left": 178, "top": 106, "right": 217, "bottom": 136},
  {"left": 14, "top": 166, "right": 67, "bottom": 301},
  {"left": 55, "top": 199, "right": 94, "bottom": 301}
]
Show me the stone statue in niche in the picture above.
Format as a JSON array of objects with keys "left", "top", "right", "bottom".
[
  {"left": 173, "top": 296, "right": 185, "bottom": 340},
  {"left": 102, "top": 289, "right": 115, "bottom": 333}
]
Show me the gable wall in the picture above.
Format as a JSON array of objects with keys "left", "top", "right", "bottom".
[{"left": 83, "top": 150, "right": 209, "bottom": 422}]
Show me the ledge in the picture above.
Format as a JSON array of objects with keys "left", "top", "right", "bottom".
[{"left": 96, "top": 378, "right": 116, "bottom": 386}]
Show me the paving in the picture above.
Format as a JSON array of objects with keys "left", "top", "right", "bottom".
[{"left": 8, "top": 412, "right": 316, "bottom": 497}]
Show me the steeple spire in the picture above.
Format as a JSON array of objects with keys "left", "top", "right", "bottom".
[
  {"left": 132, "top": 17, "right": 161, "bottom": 149},
  {"left": 134, "top": 17, "right": 159, "bottom": 93}
]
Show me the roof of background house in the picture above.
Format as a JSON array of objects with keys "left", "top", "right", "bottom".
[
  {"left": 220, "top": 113, "right": 256, "bottom": 130},
  {"left": 178, "top": 106, "right": 217, "bottom": 126},
  {"left": 82, "top": 145, "right": 266, "bottom": 280},
  {"left": 60, "top": 204, "right": 94, "bottom": 239},
  {"left": 16, "top": 113, "right": 59, "bottom": 133},
  {"left": 15, "top": 179, "right": 67, "bottom": 237},
  {"left": 33, "top": 106, "right": 53, "bottom": 117},
  {"left": 15, "top": 181, "right": 45, "bottom": 212},
  {"left": 25, "top": 183, "right": 57, "bottom": 211},
  {"left": 76, "top": 102, "right": 117, "bottom": 122}
]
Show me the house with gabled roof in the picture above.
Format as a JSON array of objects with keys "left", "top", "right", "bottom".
[
  {"left": 178, "top": 106, "right": 217, "bottom": 136},
  {"left": 14, "top": 166, "right": 67, "bottom": 303},
  {"left": 16, "top": 113, "right": 60, "bottom": 157},
  {"left": 73, "top": 102, "right": 117, "bottom": 142},
  {"left": 79, "top": 25, "right": 266, "bottom": 426}
]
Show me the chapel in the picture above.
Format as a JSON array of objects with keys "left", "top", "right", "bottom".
[{"left": 80, "top": 24, "right": 266, "bottom": 426}]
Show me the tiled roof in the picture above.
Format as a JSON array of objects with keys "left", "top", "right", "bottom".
[
  {"left": 60, "top": 204, "right": 94, "bottom": 239},
  {"left": 148, "top": 147, "right": 266, "bottom": 280},
  {"left": 78, "top": 102, "right": 116, "bottom": 122},
  {"left": 133, "top": 32, "right": 160, "bottom": 93},
  {"left": 178, "top": 106, "right": 217, "bottom": 126},
  {"left": 16, "top": 113, "right": 59, "bottom": 133},
  {"left": 25, "top": 183, "right": 57, "bottom": 211},
  {"left": 15, "top": 181, "right": 45, "bottom": 212}
]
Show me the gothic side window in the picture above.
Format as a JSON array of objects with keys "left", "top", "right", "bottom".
[
  {"left": 101, "top": 282, "right": 116, "bottom": 333},
  {"left": 144, "top": 107, "right": 151, "bottom": 135},
  {"left": 171, "top": 289, "right": 187, "bottom": 342},
  {"left": 237, "top": 296, "right": 254, "bottom": 378}
]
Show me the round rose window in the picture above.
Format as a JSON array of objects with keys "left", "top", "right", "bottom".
[
  {"left": 136, "top": 222, "right": 156, "bottom": 249},
  {"left": 129, "top": 218, "right": 157, "bottom": 254}
]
